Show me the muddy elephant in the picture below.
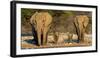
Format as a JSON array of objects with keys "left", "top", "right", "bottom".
[
  {"left": 74, "top": 15, "right": 89, "bottom": 43},
  {"left": 30, "top": 12, "right": 52, "bottom": 45}
]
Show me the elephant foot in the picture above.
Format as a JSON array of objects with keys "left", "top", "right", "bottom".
[
  {"left": 76, "top": 39, "right": 80, "bottom": 43},
  {"left": 42, "top": 42, "right": 47, "bottom": 45},
  {"left": 80, "top": 40, "right": 84, "bottom": 43},
  {"left": 37, "top": 43, "right": 41, "bottom": 46},
  {"left": 77, "top": 39, "right": 84, "bottom": 44},
  {"left": 38, "top": 40, "right": 41, "bottom": 46},
  {"left": 42, "top": 43, "right": 46, "bottom": 45}
]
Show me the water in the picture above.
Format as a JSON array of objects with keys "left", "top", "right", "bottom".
[{"left": 64, "top": 39, "right": 79, "bottom": 43}]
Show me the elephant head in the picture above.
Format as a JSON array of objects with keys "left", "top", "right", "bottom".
[
  {"left": 74, "top": 15, "right": 89, "bottom": 43},
  {"left": 30, "top": 12, "right": 52, "bottom": 46}
]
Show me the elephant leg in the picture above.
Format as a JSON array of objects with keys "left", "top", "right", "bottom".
[
  {"left": 31, "top": 24, "right": 38, "bottom": 45},
  {"left": 79, "top": 27, "right": 85, "bottom": 43},
  {"left": 79, "top": 29, "right": 82, "bottom": 42},
  {"left": 43, "top": 32, "right": 46, "bottom": 45},
  {"left": 43, "top": 27, "right": 49, "bottom": 45},
  {"left": 77, "top": 31, "right": 80, "bottom": 43},
  {"left": 76, "top": 26, "right": 80, "bottom": 43},
  {"left": 74, "top": 21, "right": 80, "bottom": 43},
  {"left": 81, "top": 28, "right": 85, "bottom": 42},
  {"left": 81, "top": 32, "right": 84, "bottom": 42},
  {"left": 43, "top": 30, "right": 47, "bottom": 45},
  {"left": 37, "top": 30, "right": 41, "bottom": 46},
  {"left": 77, "top": 27, "right": 83, "bottom": 43},
  {"left": 79, "top": 29, "right": 81, "bottom": 43},
  {"left": 76, "top": 23, "right": 83, "bottom": 43}
]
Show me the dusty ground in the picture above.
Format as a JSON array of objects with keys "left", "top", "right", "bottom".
[{"left": 21, "top": 35, "right": 92, "bottom": 49}]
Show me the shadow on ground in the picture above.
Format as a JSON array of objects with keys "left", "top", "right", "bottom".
[{"left": 24, "top": 38, "right": 38, "bottom": 45}]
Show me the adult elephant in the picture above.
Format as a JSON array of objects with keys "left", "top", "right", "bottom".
[
  {"left": 30, "top": 12, "right": 52, "bottom": 46},
  {"left": 74, "top": 15, "right": 89, "bottom": 43}
]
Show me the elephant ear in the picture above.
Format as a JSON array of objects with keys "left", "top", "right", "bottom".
[
  {"left": 74, "top": 16, "right": 79, "bottom": 27},
  {"left": 30, "top": 12, "right": 38, "bottom": 25},
  {"left": 83, "top": 16, "right": 89, "bottom": 28},
  {"left": 44, "top": 12, "right": 53, "bottom": 27}
]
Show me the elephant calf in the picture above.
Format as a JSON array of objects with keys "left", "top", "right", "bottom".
[
  {"left": 74, "top": 15, "right": 89, "bottom": 43},
  {"left": 30, "top": 12, "right": 52, "bottom": 46}
]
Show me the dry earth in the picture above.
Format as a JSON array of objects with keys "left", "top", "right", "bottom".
[{"left": 21, "top": 34, "right": 92, "bottom": 49}]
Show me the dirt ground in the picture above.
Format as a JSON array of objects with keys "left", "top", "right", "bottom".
[{"left": 21, "top": 35, "right": 92, "bottom": 49}]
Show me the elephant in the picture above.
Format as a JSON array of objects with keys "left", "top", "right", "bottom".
[
  {"left": 74, "top": 15, "right": 89, "bottom": 43},
  {"left": 30, "top": 12, "right": 52, "bottom": 46},
  {"left": 67, "top": 32, "right": 73, "bottom": 43}
]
